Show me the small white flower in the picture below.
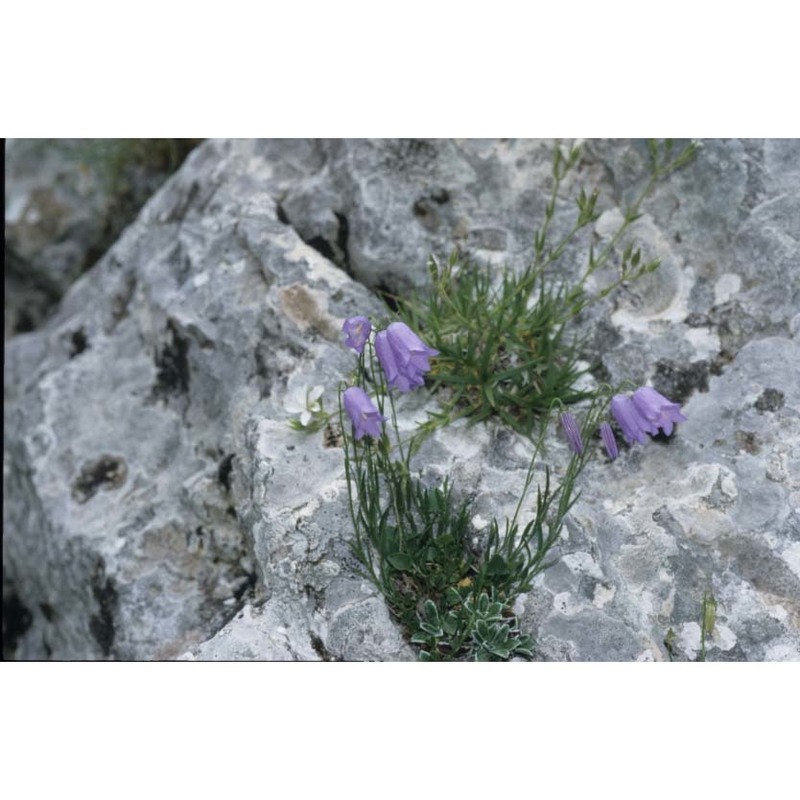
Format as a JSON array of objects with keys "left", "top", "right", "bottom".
[{"left": 307, "top": 386, "right": 325, "bottom": 414}]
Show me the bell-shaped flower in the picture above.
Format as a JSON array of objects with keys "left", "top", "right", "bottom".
[
  {"left": 631, "top": 386, "right": 687, "bottom": 437},
  {"left": 599, "top": 422, "right": 619, "bottom": 460},
  {"left": 343, "top": 387, "right": 386, "bottom": 440},
  {"left": 374, "top": 322, "right": 439, "bottom": 392},
  {"left": 610, "top": 394, "right": 659, "bottom": 445},
  {"left": 342, "top": 316, "right": 372, "bottom": 354},
  {"left": 559, "top": 412, "right": 584, "bottom": 454}
]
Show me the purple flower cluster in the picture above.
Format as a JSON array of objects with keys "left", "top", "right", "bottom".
[
  {"left": 561, "top": 386, "right": 685, "bottom": 462},
  {"left": 611, "top": 387, "right": 687, "bottom": 445},
  {"left": 341, "top": 318, "right": 438, "bottom": 440},
  {"left": 596, "top": 386, "right": 686, "bottom": 460},
  {"left": 375, "top": 323, "right": 440, "bottom": 392},
  {"left": 341, "top": 313, "right": 687, "bottom": 463}
]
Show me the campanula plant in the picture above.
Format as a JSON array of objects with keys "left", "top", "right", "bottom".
[
  {"left": 335, "top": 313, "right": 688, "bottom": 660},
  {"left": 337, "top": 315, "right": 619, "bottom": 660},
  {"left": 289, "top": 140, "right": 694, "bottom": 660}
]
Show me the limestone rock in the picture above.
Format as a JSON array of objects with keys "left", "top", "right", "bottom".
[
  {"left": 212, "top": 139, "right": 597, "bottom": 296},
  {"left": 4, "top": 139, "right": 402, "bottom": 659},
  {"left": 4, "top": 139, "right": 198, "bottom": 337}
]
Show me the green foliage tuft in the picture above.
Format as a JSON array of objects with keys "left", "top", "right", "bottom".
[
  {"left": 398, "top": 139, "right": 698, "bottom": 440},
  {"left": 401, "top": 251, "right": 595, "bottom": 438}
]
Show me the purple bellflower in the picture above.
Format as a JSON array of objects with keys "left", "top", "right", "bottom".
[
  {"left": 342, "top": 316, "right": 372, "bottom": 354},
  {"left": 631, "top": 386, "right": 687, "bottom": 437},
  {"left": 374, "top": 322, "right": 439, "bottom": 392},
  {"left": 343, "top": 386, "right": 386, "bottom": 440},
  {"left": 560, "top": 412, "right": 584, "bottom": 454},
  {"left": 610, "top": 394, "right": 658, "bottom": 445},
  {"left": 599, "top": 422, "right": 619, "bottom": 460}
]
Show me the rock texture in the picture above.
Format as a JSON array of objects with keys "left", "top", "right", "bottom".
[
  {"left": 4, "top": 139, "right": 198, "bottom": 338},
  {"left": 4, "top": 138, "right": 799, "bottom": 661}
]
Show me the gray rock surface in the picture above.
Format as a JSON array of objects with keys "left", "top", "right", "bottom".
[
  {"left": 4, "top": 139, "right": 198, "bottom": 338},
  {"left": 4, "top": 138, "right": 799, "bottom": 660}
]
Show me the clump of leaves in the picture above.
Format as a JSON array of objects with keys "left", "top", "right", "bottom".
[
  {"left": 399, "top": 139, "right": 698, "bottom": 439},
  {"left": 412, "top": 590, "right": 533, "bottom": 662},
  {"left": 402, "top": 251, "right": 595, "bottom": 437}
]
